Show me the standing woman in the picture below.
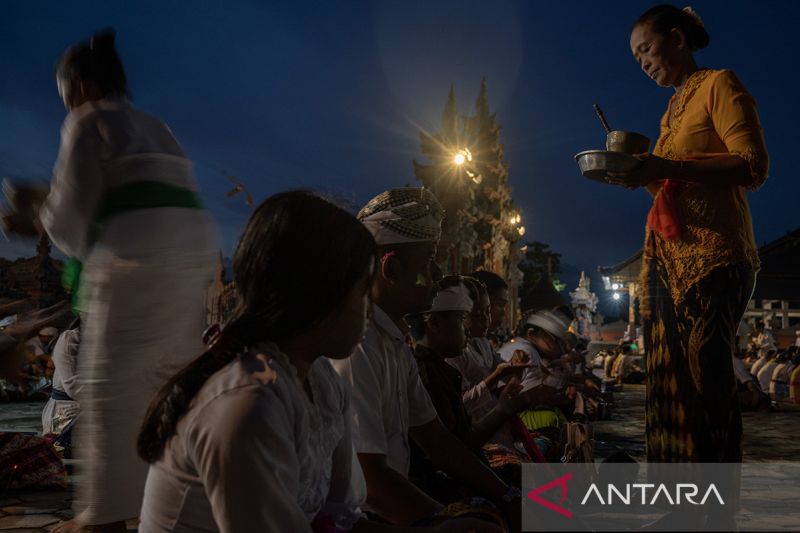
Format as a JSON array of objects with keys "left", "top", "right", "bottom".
[
  {"left": 613, "top": 5, "right": 768, "bottom": 462},
  {"left": 611, "top": 5, "right": 768, "bottom": 462},
  {"left": 38, "top": 31, "right": 218, "bottom": 531}
]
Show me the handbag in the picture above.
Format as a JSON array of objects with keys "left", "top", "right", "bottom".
[{"left": 561, "top": 420, "right": 595, "bottom": 464}]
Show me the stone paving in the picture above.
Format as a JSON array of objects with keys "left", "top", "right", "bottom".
[
  {"left": 593, "top": 383, "right": 800, "bottom": 462},
  {"left": 2, "top": 386, "right": 800, "bottom": 531}
]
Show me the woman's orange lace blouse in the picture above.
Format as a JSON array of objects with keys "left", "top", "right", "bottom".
[{"left": 639, "top": 68, "right": 769, "bottom": 311}]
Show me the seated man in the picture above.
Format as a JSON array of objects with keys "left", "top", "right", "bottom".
[
  {"left": 331, "top": 188, "right": 520, "bottom": 527},
  {"left": 499, "top": 309, "right": 586, "bottom": 459},
  {"left": 756, "top": 348, "right": 780, "bottom": 394},
  {"left": 445, "top": 275, "right": 526, "bottom": 426},
  {"left": 410, "top": 278, "right": 536, "bottom": 491},
  {"left": 603, "top": 350, "right": 619, "bottom": 382},
  {"left": 789, "top": 352, "right": 800, "bottom": 404},
  {"left": 42, "top": 325, "right": 81, "bottom": 453},
  {"left": 770, "top": 351, "right": 795, "bottom": 401},
  {"left": 733, "top": 348, "right": 769, "bottom": 411},
  {"left": 469, "top": 271, "right": 511, "bottom": 349},
  {"left": 611, "top": 343, "right": 645, "bottom": 386},
  {"left": 24, "top": 326, "right": 59, "bottom": 379}
]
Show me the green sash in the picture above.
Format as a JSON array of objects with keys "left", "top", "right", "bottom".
[{"left": 62, "top": 180, "right": 203, "bottom": 313}]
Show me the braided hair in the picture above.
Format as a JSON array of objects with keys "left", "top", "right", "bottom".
[{"left": 137, "top": 191, "right": 377, "bottom": 463}]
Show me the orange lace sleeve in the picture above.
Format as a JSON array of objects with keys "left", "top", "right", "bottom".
[{"left": 707, "top": 70, "right": 769, "bottom": 190}]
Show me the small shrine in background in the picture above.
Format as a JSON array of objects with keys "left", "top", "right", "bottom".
[{"left": 569, "top": 271, "right": 599, "bottom": 341}]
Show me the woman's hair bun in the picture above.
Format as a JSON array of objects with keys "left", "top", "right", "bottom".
[
  {"left": 90, "top": 29, "right": 117, "bottom": 52},
  {"left": 633, "top": 4, "right": 710, "bottom": 51}
]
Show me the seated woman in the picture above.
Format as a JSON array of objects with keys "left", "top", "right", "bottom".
[{"left": 137, "top": 192, "right": 498, "bottom": 533}]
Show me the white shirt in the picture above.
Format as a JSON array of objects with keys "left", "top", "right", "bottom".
[
  {"left": 140, "top": 344, "right": 365, "bottom": 532},
  {"left": 770, "top": 363, "right": 795, "bottom": 396},
  {"left": 731, "top": 356, "right": 753, "bottom": 385},
  {"left": 41, "top": 328, "right": 81, "bottom": 435},
  {"left": 757, "top": 361, "right": 779, "bottom": 393},
  {"left": 51, "top": 329, "right": 81, "bottom": 398},
  {"left": 497, "top": 336, "right": 534, "bottom": 362},
  {"left": 446, "top": 337, "right": 502, "bottom": 419},
  {"left": 498, "top": 338, "right": 564, "bottom": 392},
  {"left": 749, "top": 356, "right": 768, "bottom": 378},
  {"left": 736, "top": 320, "right": 752, "bottom": 350},
  {"left": 330, "top": 304, "right": 437, "bottom": 478}
]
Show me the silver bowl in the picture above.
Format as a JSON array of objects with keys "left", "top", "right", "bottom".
[
  {"left": 574, "top": 150, "right": 642, "bottom": 182},
  {"left": 606, "top": 131, "right": 651, "bottom": 154}
]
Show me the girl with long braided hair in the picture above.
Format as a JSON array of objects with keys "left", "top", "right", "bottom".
[{"left": 136, "top": 191, "right": 499, "bottom": 533}]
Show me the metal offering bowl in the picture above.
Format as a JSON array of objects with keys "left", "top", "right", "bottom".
[
  {"left": 606, "top": 131, "right": 651, "bottom": 154},
  {"left": 574, "top": 150, "right": 642, "bottom": 182}
]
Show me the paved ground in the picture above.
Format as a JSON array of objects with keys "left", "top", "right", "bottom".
[
  {"left": 2, "top": 388, "right": 800, "bottom": 531},
  {"left": 593, "top": 383, "right": 800, "bottom": 462}
]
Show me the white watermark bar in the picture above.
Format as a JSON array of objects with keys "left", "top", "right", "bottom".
[{"left": 521, "top": 462, "right": 800, "bottom": 531}]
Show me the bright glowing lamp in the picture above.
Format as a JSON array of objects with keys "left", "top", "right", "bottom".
[
  {"left": 612, "top": 292, "right": 621, "bottom": 301},
  {"left": 453, "top": 152, "right": 466, "bottom": 165}
]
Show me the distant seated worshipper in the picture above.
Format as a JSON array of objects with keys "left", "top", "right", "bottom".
[
  {"left": 25, "top": 326, "right": 58, "bottom": 357},
  {"left": 769, "top": 351, "right": 796, "bottom": 401},
  {"left": 736, "top": 319, "right": 752, "bottom": 353},
  {"left": 409, "top": 277, "right": 532, "bottom": 487},
  {"left": 611, "top": 344, "right": 645, "bottom": 385},
  {"left": 24, "top": 326, "right": 58, "bottom": 378},
  {"left": 732, "top": 349, "right": 755, "bottom": 389},
  {"left": 469, "top": 271, "right": 511, "bottom": 346},
  {"left": 42, "top": 326, "right": 81, "bottom": 444},
  {"left": 603, "top": 350, "right": 619, "bottom": 381},
  {"left": 790, "top": 353, "right": 800, "bottom": 405},
  {"left": 446, "top": 276, "right": 525, "bottom": 423},
  {"left": 138, "top": 192, "right": 497, "bottom": 533},
  {"left": 734, "top": 349, "right": 769, "bottom": 412},
  {"left": 749, "top": 344, "right": 775, "bottom": 378},
  {"left": 331, "top": 188, "right": 517, "bottom": 529},
  {"left": 501, "top": 309, "right": 587, "bottom": 458},
  {"left": 757, "top": 349, "right": 780, "bottom": 393}
]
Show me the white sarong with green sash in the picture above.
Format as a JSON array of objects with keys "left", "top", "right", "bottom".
[{"left": 40, "top": 98, "right": 218, "bottom": 523}]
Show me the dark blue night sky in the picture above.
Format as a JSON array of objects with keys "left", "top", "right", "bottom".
[{"left": 2, "top": 0, "right": 798, "bottom": 304}]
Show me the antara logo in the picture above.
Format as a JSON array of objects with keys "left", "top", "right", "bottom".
[
  {"left": 527, "top": 473, "right": 726, "bottom": 519},
  {"left": 580, "top": 483, "right": 725, "bottom": 506},
  {"left": 527, "top": 472, "right": 574, "bottom": 518}
]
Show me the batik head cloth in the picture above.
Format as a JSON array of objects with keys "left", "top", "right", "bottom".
[{"left": 358, "top": 187, "right": 444, "bottom": 245}]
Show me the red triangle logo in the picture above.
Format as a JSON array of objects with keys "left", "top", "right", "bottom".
[{"left": 527, "top": 472, "right": 574, "bottom": 518}]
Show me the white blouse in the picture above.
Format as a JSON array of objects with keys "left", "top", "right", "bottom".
[
  {"left": 40, "top": 98, "right": 193, "bottom": 260},
  {"left": 139, "top": 343, "right": 365, "bottom": 532}
]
